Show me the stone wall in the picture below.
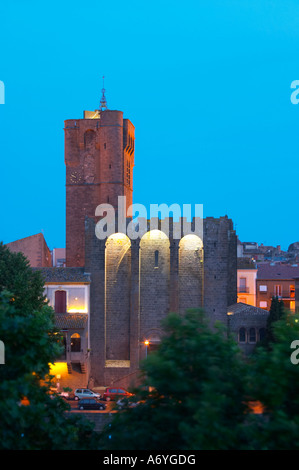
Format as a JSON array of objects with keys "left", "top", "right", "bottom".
[
  {"left": 227, "top": 303, "right": 269, "bottom": 355},
  {"left": 65, "top": 110, "right": 135, "bottom": 267},
  {"left": 84, "top": 215, "right": 237, "bottom": 388}
]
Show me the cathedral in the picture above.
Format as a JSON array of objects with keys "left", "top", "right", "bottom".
[{"left": 38, "top": 89, "right": 237, "bottom": 389}]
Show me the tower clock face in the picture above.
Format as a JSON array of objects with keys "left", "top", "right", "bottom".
[{"left": 69, "top": 171, "right": 82, "bottom": 183}]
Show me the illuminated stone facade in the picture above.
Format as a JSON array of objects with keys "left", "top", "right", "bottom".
[
  {"left": 84, "top": 215, "right": 237, "bottom": 388},
  {"left": 63, "top": 103, "right": 237, "bottom": 388}
]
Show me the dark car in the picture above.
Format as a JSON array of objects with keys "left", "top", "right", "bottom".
[
  {"left": 103, "top": 387, "right": 133, "bottom": 401},
  {"left": 78, "top": 398, "right": 106, "bottom": 410}
]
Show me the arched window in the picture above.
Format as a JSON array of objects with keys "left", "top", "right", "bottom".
[
  {"left": 55, "top": 290, "right": 66, "bottom": 313},
  {"left": 259, "top": 328, "right": 266, "bottom": 342},
  {"left": 239, "top": 327, "right": 246, "bottom": 343},
  {"left": 249, "top": 328, "right": 257, "bottom": 343},
  {"left": 71, "top": 333, "right": 81, "bottom": 352},
  {"left": 84, "top": 130, "right": 95, "bottom": 150}
]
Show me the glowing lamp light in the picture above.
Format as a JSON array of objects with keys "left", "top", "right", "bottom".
[
  {"left": 144, "top": 340, "right": 149, "bottom": 359},
  {"left": 67, "top": 307, "right": 87, "bottom": 313}
]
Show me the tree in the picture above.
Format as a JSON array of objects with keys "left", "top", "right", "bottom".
[
  {"left": 264, "top": 296, "right": 285, "bottom": 347},
  {"left": 0, "top": 243, "right": 99, "bottom": 449},
  {"left": 245, "top": 313, "right": 299, "bottom": 449},
  {"left": 99, "top": 309, "right": 251, "bottom": 450}
]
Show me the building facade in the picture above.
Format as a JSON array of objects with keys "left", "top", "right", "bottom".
[
  {"left": 6, "top": 233, "right": 52, "bottom": 267},
  {"left": 256, "top": 263, "right": 299, "bottom": 312},
  {"left": 23, "top": 98, "right": 238, "bottom": 390},
  {"left": 227, "top": 303, "right": 268, "bottom": 355},
  {"left": 36, "top": 267, "right": 91, "bottom": 390},
  {"left": 84, "top": 214, "right": 236, "bottom": 388},
  {"left": 237, "top": 258, "right": 257, "bottom": 306}
]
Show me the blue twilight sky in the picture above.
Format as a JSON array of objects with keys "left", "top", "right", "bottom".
[{"left": 1, "top": 0, "right": 299, "bottom": 251}]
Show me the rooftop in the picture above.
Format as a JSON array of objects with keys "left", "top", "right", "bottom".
[
  {"left": 227, "top": 302, "right": 269, "bottom": 316},
  {"left": 257, "top": 263, "right": 299, "bottom": 280},
  {"left": 32, "top": 267, "right": 91, "bottom": 283},
  {"left": 55, "top": 313, "right": 88, "bottom": 329}
]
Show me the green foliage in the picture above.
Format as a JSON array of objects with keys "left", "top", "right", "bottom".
[
  {"left": 100, "top": 309, "right": 299, "bottom": 450},
  {"left": 0, "top": 242, "right": 46, "bottom": 314},
  {"left": 100, "top": 309, "right": 250, "bottom": 450},
  {"left": 245, "top": 313, "right": 299, "bottom": 449},
  {"left": 0, "top": 243, "right": 100, "bottom": 449},
  {"left": 264, "top": 296, "right": 285, "bottom": 347}
]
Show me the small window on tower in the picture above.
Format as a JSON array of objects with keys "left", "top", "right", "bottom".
[
  {"left": 154, "top": 250, "right": 159, "bottom": 268},
  {"left": 104, "top": 143, "right": 106, "bottom": 149},
  {"left": 126, "top": 160, "right": 131, "bottom": 186}
]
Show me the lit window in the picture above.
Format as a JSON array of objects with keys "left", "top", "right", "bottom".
[
  {"left": 71, "top": 333, "right": 81, "bottom": 352},
  {"left": 259, "top": 285, "right": 267, "bottom": 292},
  {"left": 259, "top": 301, "right": 268, "bottom": 309}
]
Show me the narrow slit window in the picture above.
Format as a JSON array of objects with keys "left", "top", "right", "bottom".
[{"left": 154, "top": 250, "right": 159, "bottom": 268}]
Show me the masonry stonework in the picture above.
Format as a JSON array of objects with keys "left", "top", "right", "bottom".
[
  {"left": 65, "top": 110, "right": 135, "bottom": 267},
  {"left": 84, "top": 215, "right": 237, "bottom": 388},
  {"left": 64, "top": 102, "right": 237, "bottom": 389}
]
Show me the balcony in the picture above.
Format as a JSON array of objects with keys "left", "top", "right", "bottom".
[
  {"left": 270, "top": 293, "right": 295, "bottom": 300},
  {"left": 237, "top": 287, "right": 250, "bottom": 293}
]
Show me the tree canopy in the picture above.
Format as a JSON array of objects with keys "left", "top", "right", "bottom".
[
  {"left": 100, "top": 309, "right": 250, "bottom": 450},
  {"left": 0, "top": 242, "right": 99, "bottom": 449},
  {"left": 100, "top": 307, "right": 299, "bottom": 450}
]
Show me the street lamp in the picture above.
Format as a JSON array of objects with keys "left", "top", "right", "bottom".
[{"left": 144, "top": 340, "right": 149, "bottom": 358}]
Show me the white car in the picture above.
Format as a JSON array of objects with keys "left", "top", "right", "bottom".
[{"left": 74, "top": 388, "right": 101, "bottom": 401}]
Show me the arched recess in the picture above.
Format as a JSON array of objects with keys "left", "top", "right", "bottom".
[
  {"left": 71, "top": 333, "right": 81, "bottom": 352},
  {"left": 179, "top": 234, "right": 203, "bottom": 314},
  {"left": 84, "top": 129, "right": 96, "bottom": 150},
  {"left": 105, "top": 233, "right": 131, "bottom": 361},
  {"left": 139, "top": 230, "right": 170, "bottom": 337}
]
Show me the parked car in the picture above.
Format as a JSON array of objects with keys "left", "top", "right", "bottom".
[
  {"left": 78, "top": 398, "right": 106, "bottom": 410},
  {"left": 74, "top": 388, "right": 101, "bottom": 401},
  {"left": 58, "top": 391, "right": 74, "bottom": 400},
  {"left": 103, "top": 387, "right": 133, "bottom": 401}
]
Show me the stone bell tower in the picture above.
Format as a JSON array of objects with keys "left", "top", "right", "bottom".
[{"left": 64, "top": 80, "right": 135, "bottom": 267}]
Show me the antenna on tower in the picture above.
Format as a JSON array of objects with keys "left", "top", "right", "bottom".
[{"left": 100, "top": 75, "right": 108, "bottom": 110}]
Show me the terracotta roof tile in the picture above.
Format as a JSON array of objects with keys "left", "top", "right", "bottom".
[{"left": 55, "top": 313, "right": 88, "bottom": 329}]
